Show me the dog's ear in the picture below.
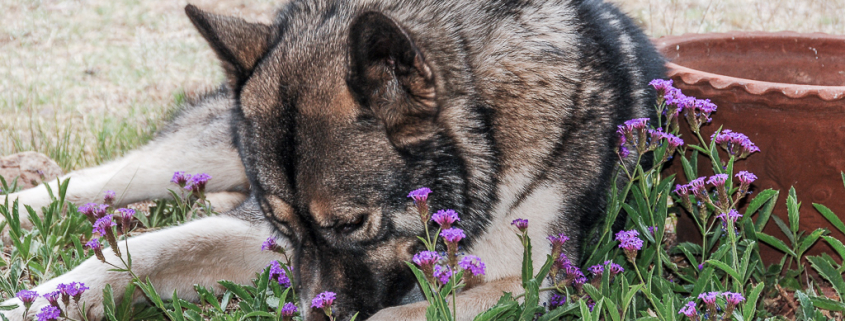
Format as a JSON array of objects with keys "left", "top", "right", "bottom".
[
  {"left": 348, "top": 12, "right": 437, "bottom": 149},
  {"left": 186, "top": 4, "right": 273, "bottom": 88}
]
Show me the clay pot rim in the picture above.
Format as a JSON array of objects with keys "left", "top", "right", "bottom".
[{"left": 654, "top": 31, "right": 845, "bottom": 102}]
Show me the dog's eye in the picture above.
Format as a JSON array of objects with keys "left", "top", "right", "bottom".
[{"left": 338, "top": 214, "right": 367, "bottom": 234}]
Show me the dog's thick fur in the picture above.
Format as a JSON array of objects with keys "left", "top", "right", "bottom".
[{"left": 1, "top": 0, "right": 664, "bottom": 320}]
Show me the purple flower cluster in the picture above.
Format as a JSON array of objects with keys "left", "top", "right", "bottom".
[
  {"left": 511, "top": 218, "right": 529, "bottom": 232},
  {"left": 717, "top": 209, "right": 743, "bottom": 223},
  {"left": 281, "top": 302, "right": 298, "bottom": 317},
  {"left": 604, "top": 260, "right": 624, "bottom": 275},
  {"left": 79, "top": 203, "right": 109, "bottom": 223},
  {"left": 171, "top": 171, "right": 191, "bottom": 187},
  {"left": 712, "top": 129, "right": 760, "bottom": 159},
  {"left": 310, "top": 291, "right": 336, "bottom": 309},
  {"left": 103, "top": 190, "right": 116, "bottom": 205},
  {"left": 649, "top": 79, "right": 675, "bottom": 97},
  {"left": 458, "top": 255, "right": 486, "bottom": 276},
  {"left": 440, "top": 228, "right": 465, "bottom": 243},
  {"left": 587, "top": 264, "right": 604, "bottom": 276},
  {"left": 678, "top": 301, "right": 698, "bottom": 319},
  {"left": 548, "top": 234, "right": 570, "bottom": 247},
  {"left": 36, "top": 306, "right": 60, "bottom": 321},
  {"left": 735, "top": 171, "right": 757, "bottom": 185},
  {"left": 92, "top": 215, "right": 116, "bottom": 235},
  {"left": 268, "top": 261, "right": 292, "bottom": 288},
  {"left": 261, "top": 237, "right": 279, "bottom": 252},
  {"left": 16, "top": 290, "right": 38, "bottom": 306},
  {"left": 548, "top": 293, "right": 566, "bottom": 309},
  {"left": 706, "top": 174, "right": 728, "bottom": 187},
  {"left": 407, "top": 187, "right": 432, "bottom": 204},
  {"left": 43, "top": 291, "right": 60, "bottom": 307},
  {"left": 615, "top": 230, "right": 643, "bottom": 251},
  {"left": 58, "top": 282, "right": 89, "bottom": 302},
  {"left": 431, "top": 209, "right": 460, "bottom": 228},
  {"left": 412, "top": 251, "right": 441, "bottom": 268},
  {"left": 698, "top": 291, "right": 720, "bottom": 307},
  {"left": 434, "top": 265, "right": 453, "bottom": 285},
  {"left": 185, "top": 173, "right": 212, "bottom": 195},
  {"left": 85, "top": 238, "right": 102, "bottom": 250}
]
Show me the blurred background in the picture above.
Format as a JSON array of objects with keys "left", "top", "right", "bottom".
[{"left": 1, "top": 0, "right": 843, "bottom": 171}]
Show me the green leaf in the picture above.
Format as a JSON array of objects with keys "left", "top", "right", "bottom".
[
  {"left": 806, "top": 256, "right": 845, "bottom": 299},
  {"left": 771, "top": 215, "right": 795, "bottom": 245},
  {"left": 680, "top": 152, "right": 697, "bottom": 182},
  {"left": 745, "top": 189, "right": 777, "bottom": 217},
  {"left": 809, "top": 296, "right": 845, "bottom": 312},
  {"left": 742, "top": 283, "right": 764, "bottom": 321},
  {"left": 795, "top": 291, "right": 814, "bottom": 321},
  {"left": 756, "top": 232, "right": 797, "bottom": 257},
  {"left": 218, "top": 280, "right": 254, "bottom": 301},
  {"left": 521, "top": 234, "right": 534, "bottom": 287},
  {"left": 239, "top": 311, "right": 275, "bottom": 319},
  {"left": 798, "top": 229, "right": 827, "bottom": 255},
  {"left": 753, "top": 190, "right": 780, "bottom": 232},
  {"left": 579, "top": 299, "right": 594, "bottom": 321},
  {"left": 103, "top": 284, "right": 117, "bottom": 321},
  {"left": 705, "top": 259, "right": 741, "bottom": 283},
  {"left": 787, "top": 187, "right": 800, "bottom": 234},
  {"left": 821, "top": 236, "right": 845, "bottom": 264},
  {"left": 0, "top": 304, "right": 19, "bottom": 311},
  {"left": 813, "top": 203, "right": 845, "bottom": 236}
]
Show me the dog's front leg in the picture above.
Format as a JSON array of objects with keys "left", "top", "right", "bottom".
[
  {"left": 0, "top": 215, "right": 283, "bottom": 321},
  {"left": 368, "top": 275, "right": 523, "bottom": 321}
]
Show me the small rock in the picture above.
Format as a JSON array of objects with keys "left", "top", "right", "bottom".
[{"left": 0, "top": 152, "right": 63, "bottom": 189}]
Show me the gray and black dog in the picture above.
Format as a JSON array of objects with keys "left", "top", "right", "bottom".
[{"left": 1, "top": 0, "right": 664, "bottom": 320}]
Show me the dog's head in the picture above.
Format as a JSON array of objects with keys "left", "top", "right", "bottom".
[{"left": 186, "top": 4, "right": 476, "bottom": 320}]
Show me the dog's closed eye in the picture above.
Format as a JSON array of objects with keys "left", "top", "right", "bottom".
[{"left": 337, "top": 214, "right": 367, "bottom": 234}]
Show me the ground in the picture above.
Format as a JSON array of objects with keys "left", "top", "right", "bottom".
[{"left": 1, "top": 0, "right": 843, "bottom": 171}]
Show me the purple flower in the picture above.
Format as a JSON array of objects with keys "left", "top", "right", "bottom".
[
  {"left": 573, "top": 275, "right": 587, "bottom": 288},
  {"left": 618, "top": 145, "right": 630, "bottom": 158},
  {"left": 281, "top": 302, "right": 298, "bottom": 317},
  {"left": 440, "top": 228, "right": 465, "bottom": 243},
  {"left": 171, "top": 171, "right": 191, "bottom": 187},
  {"left": 431, "top": 209, "right": 460, "bottom": 228},
  {"left": 724, "top": 292, "right": 745, "bottom": 306},
  {"left": 93, "top": 215, "right": 116, "bottom": 235},
  {"left": 58, "top": 282, "right": 88, "bottom": 303},
  {"left": 434, "top": 265, "right": 453, "bottom": 284},
  {"left": 185, "top": 173, "right": 212, "bottom": 194},
  {"left": 548, "top": 293, "right": 566, "bottom": 309},
  {"left": 412, "top": 251, "right": 441, "bottom": 267},
  {"left": 268, "top": 261, "right": 292, "bottom": 288},
  {"left": 261, "top": 237, "right": 278, "bottom": 252},
  {"left": 674, "top": 184, "right": 691, "bottom": 197},
  {"left": 712, "top": 129, "right": 759, "bottom": 158},
  {"left": 103, "top": 190, "right": 116, "bottom": 204},
  {"left": 736, "top": 171, "right": 757, "bottom": 185},
  {"left": 706, "top": 174, "right": 728, "bottom": 187},
  {"left": 407, "top": 187, "right": 432, "bottom": 205},
  {"left": 511, "top": 218, "right": 529, "bottom": 232},
  {"left": 678, "top": 301, "right": 698, "bottom": 318},
  {"left": 79, "top": 203, "right": 108, "bottom": 221},
  {"left": 622, "top": 118, "right": 649, "bottom": 131},
  {"left": 117, "top": 208, "right": 135, "bottom": 232},
  {"left": 665, "top": 88, "right": 690, "bottom": 109},
  {"left": 36, "top": 305, "right": 60, "bottom": 321},
  {"left": 458, "top": 255, "right": 486, "bottom": 276},
  {"left": 555, "top": 253, "right": 573, "bottom": 270},
  {"left": 717, "top": 209, "right": 743, "bottom": 227},
  {"left": 604, "top": 260, "right": 624, "bottom": 275},
  {"left": 647, "top": 226, "right": 657, "bottom": 235},
  {"left": 649, "top": 79, "right": 675, "bottom": 96},
  {"left": 615, "top": 230, "right": 643, "bottom": 251},
  {"left": 16, "top": 290, "right": 38, "bottom": 305},
  {"left": 698, "top": 291, "right": 720, "bottom": 306},
  {"left": 698, "top": 263, "right": 704, "bottom": 270},
  {"left": 310, "top": 291, "right": 336, "bottom": 309},
  {"left": 547, "top": 234, "right": 570, "bottom": 247},
  {"left": 85, "top": 238, "right": 101, "bottom": 250},
  {"left": 43, "top": 291, "right": 60, "bottom": 307},
  {"left": 689, "top": 177, "right": 707, "bottom": 198},
  {"left": 662, "top": 132, "right": 684, "bottom": 148},
  {"left": 588, "top": 264, "right": 604, "bottom": 276}
]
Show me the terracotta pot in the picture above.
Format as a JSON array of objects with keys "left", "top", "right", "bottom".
[{"left": 654, "top": 32, "right": 845, "bottom": 264}]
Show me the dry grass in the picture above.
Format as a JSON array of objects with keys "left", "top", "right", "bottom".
[{"left": 1, "top": 0, "right": 843, "bottom": 171}]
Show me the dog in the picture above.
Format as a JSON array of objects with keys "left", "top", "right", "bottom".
[{"left": 1, "top": 0, "right": 664, "bottom": 319}]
